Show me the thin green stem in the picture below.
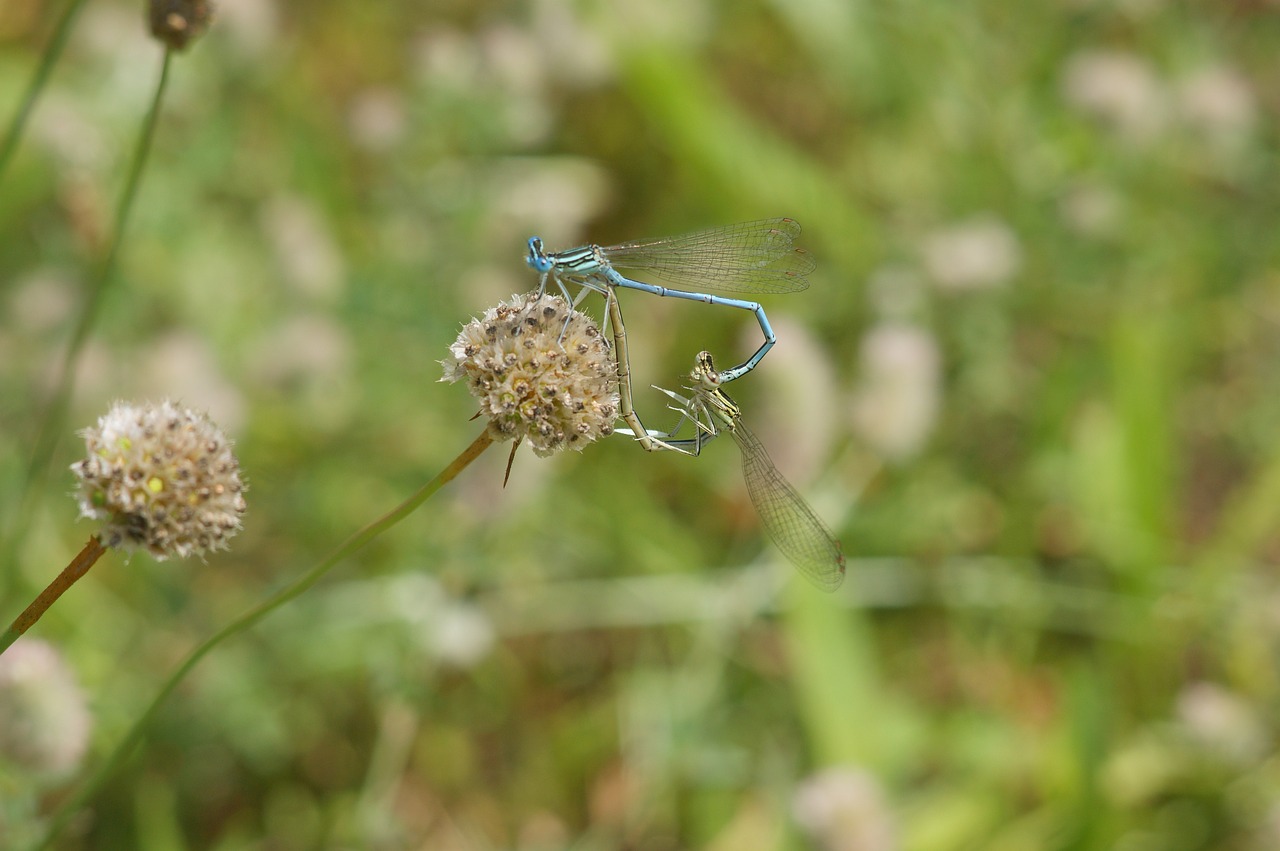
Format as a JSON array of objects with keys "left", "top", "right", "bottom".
[
  {"left": 30, "top": 430, "right": 495, "bottom": 851},
  {"left": 63, "top": 48, "right": 174, "bottom": 375},
  {"left": 2, "top": 48, "right": 173, "bottom": 596},
  {"left": 0, "top": 536, "right": 105, "bottom": 656},
  {"left": 0, "top": 0, "right": 90, "bottom": 186}
]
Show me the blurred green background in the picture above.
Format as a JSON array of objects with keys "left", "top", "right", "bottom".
[{"left": 3, "top": 0, "right": 1280, "bottom": 848}]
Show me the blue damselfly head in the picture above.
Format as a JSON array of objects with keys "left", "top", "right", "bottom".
[{"left": 525, "top": 237, "right": 554, "bottom": 274}]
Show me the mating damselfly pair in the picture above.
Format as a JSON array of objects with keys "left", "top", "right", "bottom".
[{"left": 522, "top": 219, "right": 845, "bottom": 591}]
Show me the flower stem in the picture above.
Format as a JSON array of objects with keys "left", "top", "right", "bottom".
[
  {"left": 1, "top": 48, "right": 173, "bottom": 600},
  {"left": 0, "top": 0, "right": 90, "bottom": 186},
  {"left": 0, "top": 536, "right": 106, "bottom": 656},
  {"left": 29, "top": 430, "right": 495, "bottom": 851}
]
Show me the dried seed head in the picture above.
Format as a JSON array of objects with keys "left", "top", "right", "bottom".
[
  {"left": 441, "top": 293, "right": 618, "bottom": 456},
  {"left": 71, "top": 401, "right": 247, "bottom": 559},
  {"left": 149, "top": 0, "right": 214, "bottom": 51}
]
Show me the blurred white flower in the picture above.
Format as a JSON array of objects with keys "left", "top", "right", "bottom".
[
  {"left": 1059, "top": 181, "right": 1124, "bottom": 238},
  {"left": 29, "top": 95, "right": 109, "bottom": 170},
  {"left": 481, "top": 25, "right": 554, "bottom": 143},
  {"left": 248, "top": 315, "right": 353, "bottom": 431},
  {"left": 414, "top": 27, "right": 484, "bottom": 89},
  {"left": 792, "top": 766, "right": 897, "bottom": 851},
  {"left": 1176, "top": 65, "right": 1256, "bottom": 143},
  {"left": 415, "top": 23, "right": 553, "bottom": 144},
  {"left": 0, "top": 639, "right": 92, "bottom": 782},
  {"left": 491, "top": 157, "right": 612, "bottom": 245},
  {"left": 209, "top": 0, "right": 280, "bottom": 57},
  {"left": 1176, "top": 682, "right": 1268, "bottom": 765},
  {"left": 261, "top": 195, "right": 347, "bottom": 302},
  {"left": 414, "top": 22, "right": 549, "bottom": 106},
  {"left": 480, "top": 24, "right": 548, "bottom": 97},
  {"left": 8, "top": 270, "right": 77, "bottom": 332},
  {"left": 850, "top": 324, "right": 940, "bottom": 462},
  {"left": 429, "top": 602, "right": 497, "bottom": 669},
  {"left": 1062, "top": 49, "right": 1168, "bottom": 143},
  {"left": 74, "top": 5, "right": 155, "bottom": 103},
  {"left": 132, "top": 332, "right": 247, "bottom": 435},
  {"left": 347, "top": 88, "right": 407, "bottom": 152},
  {"left": 501, "top": 96, "right": 554, "bottom": 147},
  {"left": 381, "top": 575, "right": 496, "bottom": 668},
  {"left": 864, "top": 264, "right": 927, "bottom": 321},
  {"left": 250, "top": 314, "right": 352, "bottom": 388},
  {"left": 530, "top": 0, "right": 615, "bottom": 85},
  {"left": 920, "top": 216, "right": 1022, "bottom": 292},
  {"left": 746, "top": 317, "right": 839, "bottom": 486}
]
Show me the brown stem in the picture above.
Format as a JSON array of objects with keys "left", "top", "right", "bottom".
[{"left": 1, "top": 536, "right": 106, "bottom": 654}]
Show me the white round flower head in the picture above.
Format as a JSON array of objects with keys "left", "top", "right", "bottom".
[
  {"left": 71, "top": 400, "right": 247, "bottom": 559},
  {"left": 0, "top": 639, "right": 92, "bottom": 781},
  {"left": 792, "top": 766, "right": 897, "bottom": 851},
  {"left": 429, "top": 601, "right": 496, "bottom": 669},
  {"left": 921, "top": 215, "right": 1022, "bottom": 292},
  {"left": 850, "top": 323, "right": 941, "bottom": 462},
  {"left": 442, "top": 293, "right": 618, "bottom": 456}
]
